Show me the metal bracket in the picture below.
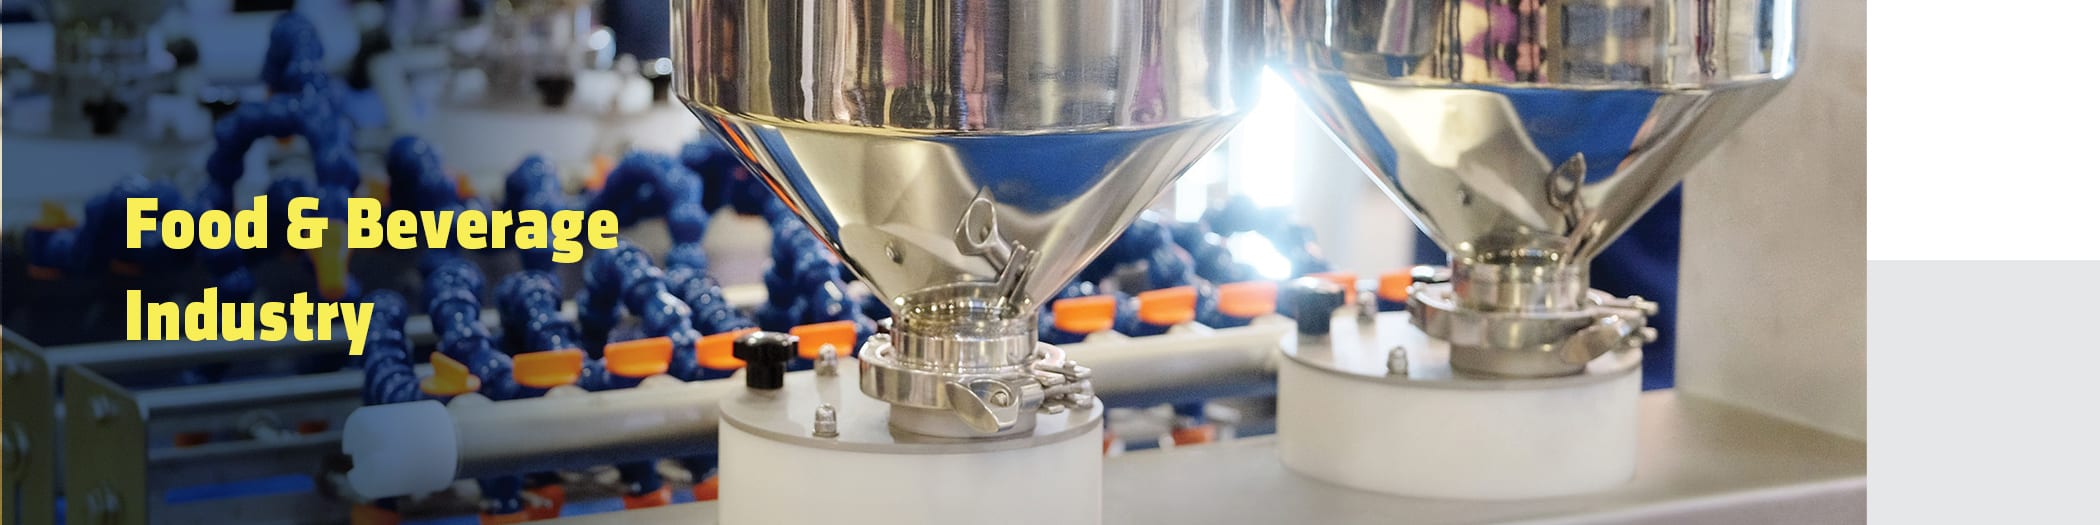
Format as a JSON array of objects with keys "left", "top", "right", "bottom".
[
  {"left": 63, "top": 366, "right": 148, "bottom": 525},
  {"left": 1411, "top": 281, "right": 1659, "bottom": 378},
  {"left": 2, "top": 330, "right": 56, "bottom": 525}
]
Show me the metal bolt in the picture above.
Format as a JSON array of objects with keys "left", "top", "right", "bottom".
[
  {"left": 812, "top": 404, "right": 839, "bottom": 438},
  {"left": 1387, "top": 346, "right": 1409, "bottom": 376},
  {"left": 90, "top": 396, "right": 117, "bottom": 424},
  {"left": 815, "top": 346, "right": 838, "bottom": 376},
  {"left": 989, "top": 388, "right": 1013, "bottom": 407},
  {"left": 3, "top": 423, "right": 26, "bottom": 477},
  {"left": 85, "top": 485, "right": 122, "bottom": 525},
  {"left": 885, "top": 243, "right": 903, "bottom": 263}
]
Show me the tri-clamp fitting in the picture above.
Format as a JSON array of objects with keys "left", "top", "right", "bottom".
[
  {"left": 1407, "top": 261, "right": 1658, "bottom": 378},
  {"left": 858, "top": 282, "right": 1094, "bottom": 439}
]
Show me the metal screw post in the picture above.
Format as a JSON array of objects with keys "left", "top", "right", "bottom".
[
  {"left": 815, "top": 346, "right": 838, "bottom": 376},
  {"left": 812, "top": 404, "right": 839, "bottom": 438},
  {"left": 90, "top": 396, "right": 117, "bottom": 424},
  {"left": 85, "top": 485, "right": 122, "bottom": 525},
  {"left": 1387, "top": 346, "right": 1409, "bottom": 376}
]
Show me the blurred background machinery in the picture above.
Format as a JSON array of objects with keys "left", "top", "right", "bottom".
[{"left": 0, "top": 0, "right": 1865, "bottom": 523}]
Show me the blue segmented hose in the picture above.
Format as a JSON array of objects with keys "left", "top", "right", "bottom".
[
  {"left": 422, "top": 258, "right": 541, "bottom": 517},
  {"left": 751, "top": 199, "right": 875, "bottom": 361},
  {"left": 25, "top": 174, "right": 187, "bottom": 280},
  {"left": 502, "top": 155, "right": 575, "bottom": 272},
  {"left": 579, "top": 243, "right": 707, "bottom": 381},
  {"left": 589, "top": 152, "right": 710, "bottom": 249}
]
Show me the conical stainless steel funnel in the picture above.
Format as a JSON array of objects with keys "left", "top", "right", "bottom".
[
  {"left": 675, "top": 0, "right": 1261, "bottom": 436},
  {"left": 1272, "top": 0, "right": 1797, "bottom": 377}
]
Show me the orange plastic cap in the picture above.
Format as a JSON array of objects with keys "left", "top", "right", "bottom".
[
  {"left": 1216, "top": 281, "right": 1278, "bottom": 319},
  {"left": 1170, "top": 424, "right": 1217, "bottom": 446},
  {"left": 1137, "top": 286, "right": 1198, "bottom": 326},
  {"left": 33, "top": 201, "right": 75, "bottom": 231},
  {"left": 478, "top": 511, "right": 529, "bottom": 525},
  {"left": 1308, "top": 272, "right": 1358, "bottom": 305},
  {"left": 691, "top": 476, "right": 721, "bottom": 501},
  {"left": 526, "top": 484, "right": 567, "bottom": 520},
  {"left": 512, "top": 349, "right": 585, "bottom": 389},
  {"left": 604, "top": 337, "right": 674, "bottom": 378},
  {"left": 698, "top": 328, "right": 761, "bottom": 370},
  {"left": 1377, "top": 270, "right": 1414, "bottom": 303},
  {"left": 1053, "top": 295, "right": 1118, "bottom": 334},
  {"left": 26, "top": 266, "right": 62, "bottom": 281},
  {"left": 586, "top": 155, "right": 614, "bottom": 191},
  {"left": 107, "top": 259, "right": 144, "bottom": 277},
  {"left": 792, "top": 320, "right": 859, "bottom": 360},
  {"left": 420, "top": 352, "right": 482, "bottom": 397},
  {"left": 350, "top": 504, "right": 402, "bottom": 525},
  {"left": 451, "top": 171, "right": 478, "bottom": 200},
  {"left": 173, "top": 431, "right": 212, "bottom": 448}
]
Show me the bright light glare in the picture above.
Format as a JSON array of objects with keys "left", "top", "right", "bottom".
[
  {"left": 1226, "top": 232, "right": 1293, "bottom": 280},
  {"left": 1227, "top": 71, "right": 1302, "bottom": 209}
]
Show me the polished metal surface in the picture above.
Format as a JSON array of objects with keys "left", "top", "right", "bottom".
[
  {"left": 675, "top": 0, "right": 1261, "bottom": 311},
  {"left": 1284, "top": 309, "right": 1639, "bottom": 389},
  {"left": 410, "top": 323, "right": 1282, "bottom": 478},
  {"left": 721, "top": 358, "right": 1100, "bottom": 453},
  {"left": 547, "top": 391, "right": 1866, "bottom": 525},
  {"left": 675, "top": 0, "right": 1263, "bottom": 434},
  {"left": 1270, "top": 0, "right": 1798, "bottom": 376}
]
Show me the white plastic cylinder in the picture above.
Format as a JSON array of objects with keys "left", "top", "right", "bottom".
[
  {"left": 1277, "top": 357, "right": 1640, "bottom": 500},
  {"left": 719, "top": 423, "right": 1103, "bottom": 525},
  {"left": 342, "top": 400, "right": 461, "bottom": 497}
]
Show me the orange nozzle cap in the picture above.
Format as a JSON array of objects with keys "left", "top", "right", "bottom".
[
  {"left": 698, "top": 328, "right": 760, "bottom": 370},
  {"left": 691, "top": 476, "right": 720, "bottom": 501},
  {"left": 421, "top": 352, "right": 482, "bottom": 397},
  {"left": 586, "top": 155, "right": 614, "bottom": 192},
  {"left": 1377, "top": 270, "right": 1415, "bottom": 303},
  {"left": 296, "top": 420, "right": 329, "bottom": 434},
  {"left": 1053, "top": 295, "right": 1118, "bottom": 334},
  {"left": 1170, "top": 424, "right": 1217, "bottom": 446},
  {"left": 107, "top": 259, "right": 144, "bottom": 277},
  {"left": 622, "top": 486, "right": 672, "bottom": 509},
  {"left": 451, "top": 171, "right": 478, "bottom": 201},
  {"left": 34, "top": 201, "right": 75, "bottom": 231},
  {"left": 512, "top": 349, "right": 585, "bottom": 389},
  {"left": 791, "top": 320, "right": 858, "bottom": 360},
  {"left": 173, "top": 431, "right": 212, "bottom": 448},
  {"left": 1216, "top": 281, "right": 1279, "bottom": 319},
  {"left": 526, "top": 485, "right": 567, "bottom": 520},
  {"left": 1137, "top": 286, "right": 1198, "bottom": 326},
  {"left": 351, "top": 504, "right": 402, "bottom": 525},
  {"left": 604, "top": 337, "right": 674, "bottom": 378},
  {"left": 362, "top": 176, "right": 390, "bottom": 206},
  {"left": 1308, "top": 272, "right": 1358, "bottom": 305},
  {"left": 478, "top": 510, "right": 530, "bottom": 525},
  {"left": 311, "top": 223, "right": 352, "bottom": 300},
  {"left": 27, "top": 266, "right": 62, "bottom": 281}
]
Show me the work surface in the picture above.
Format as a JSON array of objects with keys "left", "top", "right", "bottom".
[{"left": 556, "top": 391, "right": 1866, "bottom": 524}]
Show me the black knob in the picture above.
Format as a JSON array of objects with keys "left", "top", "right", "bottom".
[
  {"left": 84, "top": 97, "right": 129, "bottom": 136},
  {"left": 1288, "top": 277, "right": 1346, "bottom": 336},
  {"left": 534, "top": 75, "right": 577, "bottom": 109},
  {"left": 733, "top": 331, "right": 797, "bottom": 390}
]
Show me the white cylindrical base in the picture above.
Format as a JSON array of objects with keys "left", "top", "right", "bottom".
[
  {"left": 1277, "top": 357, "right": 1640, "bottom": 500},
  {"left": 718, "top": 423, "right": 1103, "bottom": 525}
]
